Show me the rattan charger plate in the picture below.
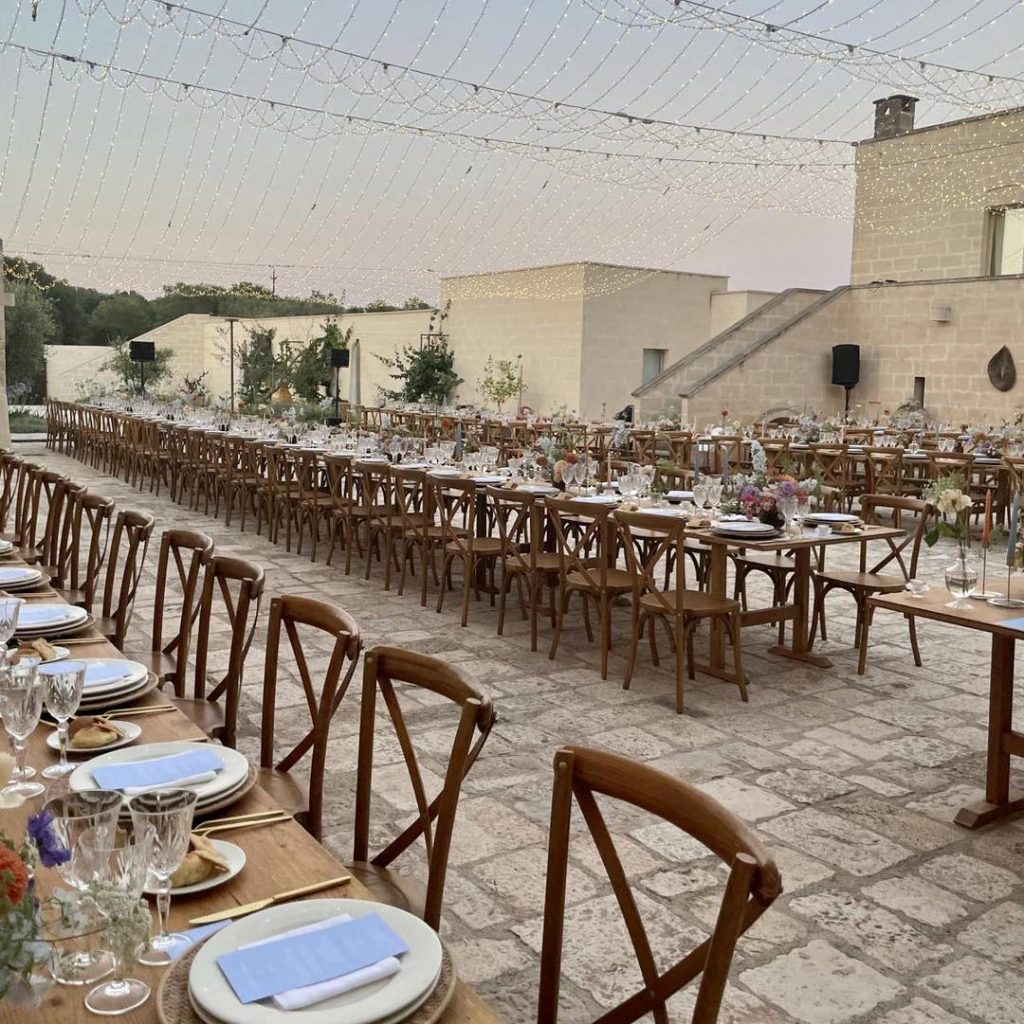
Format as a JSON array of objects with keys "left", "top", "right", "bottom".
[{"left": 157, "top": 933, "right": 456, "bottom": 1024}]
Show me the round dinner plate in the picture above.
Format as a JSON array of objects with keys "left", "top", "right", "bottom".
[
  {"left": 666, "top": 490, "right": 693, "bottom": 501},
  {"left": 0, "top": 540, "right": 13, "bottom": 555},
  {"left": 76, "top": 672, "right": 158, "bottom": 712},
  {"left": 75, "top": 658, "right": 150, "bottom": 696},
  {"left": 13, "top": 644, "right": 70, "bottom": 665},
  {"left": 47, "top": 720, "right": 142, "bottom": 755},
  {"left": 147, "top": 839, "right": 246, "bottom": 897},
  {"left": 14, "top": 603, "right": 89, "bottom": 635},
  {"left": 710, "top": 520, "right": 777, "bottom": 534},
  {"left": 189, "top": 899, "right": 443, "bottom": 1024},
  {"left": 0, "top": 566, "right": 44, "bottom": 590},
  {"left": 572, "top": 494, "right": 620, "bottom": 504},
  {"left": 804, "top": 512, "right": 860, "bottom": 524},
  {"left": 69, "top": 740, "right": 250, "bottom": 806}
]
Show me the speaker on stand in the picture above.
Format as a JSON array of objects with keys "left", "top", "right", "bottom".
[
  {"left": 831, "top": 344, "right": 860, "bottom": 415},
  {"left": 129, "top": 340, "right": 156, "bottom": 396},
  {"left": 328, "top": 347, "right": 350, "bottom": 425}
]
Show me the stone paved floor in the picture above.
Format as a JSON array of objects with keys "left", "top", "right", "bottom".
[{"left": 27, "top": 443, "right": 1024, "bottom": 1024}]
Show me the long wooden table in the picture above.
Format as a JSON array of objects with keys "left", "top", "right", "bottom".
[
  {"left": 1, "top": 604, "right": 502, "bottom": 1022},
  {"left": 869, "top": 584, "right": 1024, "bottom": 830}
]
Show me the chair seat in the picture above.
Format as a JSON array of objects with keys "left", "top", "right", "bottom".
[
  {"left": 345, "top": 862, "right": 426, "bottom": 920},
  {"left": 639, "top": 590, "right": 739, "bottom": 617},
  {"left": 255, "top": 767, "right": 311, "bottom": 828},
  {"left": 566, "top": 567, "right": 634, "bottom": 592},
  {"left": 815, "top": 569, "right": 906, "bottom": 592},
  {"left": 171, "top": 697, "right": 226, "bottom": 740},
  {"left": 445, "top": 537, "right": 506, "bottom": 556},
  {"left": 737, "top": 552, "right": 796, "bottom": 573}
]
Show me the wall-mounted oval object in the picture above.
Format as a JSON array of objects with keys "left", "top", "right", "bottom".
[{"left": 988, "top": 346, "right": 1016, "bottom": 392}]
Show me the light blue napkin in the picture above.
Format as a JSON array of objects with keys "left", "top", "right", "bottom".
[
  {"left": 91, "top": 748, "right": 224, "bottom": 791},
  {"left": 997, "top": 616, "right": 1024, "bottom": 631},
  {"left": 83, "top": 662, "right": 136, "bottom": 688},
  {"left": 216, "top": 913, "right": 409, "bottom": 1004}
]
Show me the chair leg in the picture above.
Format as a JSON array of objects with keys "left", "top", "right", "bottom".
[
  {"left": 907, "top": 612, "right": 923, "bottom": 667},
  {"left": 460, "top": 555, "right": 472, "bottom": 627},
  {"left": 624, "top": 605, "right": 640, "bottom": 688},
  {"left": 600, "top": 593, "right": 612, "bottom": 680},
  {"left": 857, "top": 602, "right": 874, "bottom": 675},
  {"left": 728, "top": 611, "right": 749, "bottom": 702},
  {"left": 674, "top": 615, "right": 687, "bottom": 713},
  {"left": 549, "top": 590, "right": 569, "bottom": 661}
]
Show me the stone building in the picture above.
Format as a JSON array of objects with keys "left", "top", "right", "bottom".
[{"left": 635, "top": 97, "right": 1024, "bottom": 424}]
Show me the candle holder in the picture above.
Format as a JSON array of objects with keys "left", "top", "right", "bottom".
[
  {"left": 988, "top": 564, "right": 1024, "bottom": 608},
  {"left": 972, "top": 547, "right": 1001, "bottom": 599}
]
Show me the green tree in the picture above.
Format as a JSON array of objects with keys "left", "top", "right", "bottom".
[
  {"left": 290, "top": 320, "right": 353, "bottom": 403},
  {"left": 402, "top": 296, "right": 432, "bottom": 310},
  {"left": 102, "top": 337, "right": 173, "bottom": 395},
  {"left": 378, "top": 303, "right": 461, "bottom": 404},
  {"left": 85, "top": 293, "right": 154, "bottom": 345},
  {"left": 5, "top": 281, "right": 58, "bottom": 399},
  {"left": 236, "top": 326, "right": 277, "bottom": 406}
]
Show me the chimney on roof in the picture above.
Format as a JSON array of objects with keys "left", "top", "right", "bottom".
[{"left": 873, "top": 95, "right": 918, "bottom": 139}]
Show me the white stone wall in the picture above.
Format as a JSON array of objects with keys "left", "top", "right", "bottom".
[
  {"left": 708, "top": 290, "right": 776, "bottom": 338},
  {"left": 852, "top": 107, "right": 1024, "bottom": 285},
  {"left": 44, "top": 344, "right": 123, "bottom": 400}
]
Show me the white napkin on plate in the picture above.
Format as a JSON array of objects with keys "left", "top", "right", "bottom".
[
  {"left": 120, "top": 771, "right": 219, "bottom": 796},
  {"left": 239, "top": 912, "right": 402, "bottom": 1011}
]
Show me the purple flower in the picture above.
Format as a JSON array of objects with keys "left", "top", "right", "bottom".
[{"left": 27, "top": 811, "right": 70, "bottom": 869}]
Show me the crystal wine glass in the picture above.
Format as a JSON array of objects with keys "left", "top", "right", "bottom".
[
  {"left": 0, "top": 596, "right": 24, "bottom": 667},
  {"left": 79, "top": 825, "right": 156, "bottom": 1015},
  {"left": 129, "top": 789, "right": 198, "bottom": 966},
  {"left": 40, "top": 660, "right": 86, "bottom": 779},
  {"left": 42, "top": 790, "right": 123, "bottom": 985},
  {"left": 0, "top": 661, "right": 44, "bottom": 798},
  {"left": 706, "top": 477, "right": 723, "bottom": 518},
  {"left": 692, "top": 482, "right": 709, "bottom": 513}
]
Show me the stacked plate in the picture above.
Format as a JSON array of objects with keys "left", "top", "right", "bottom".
[
  {"left": 188, "top": 899, "right": 444, "bottom": 1024},
  {"left": 69, "top": 740, "right": 251, "bottom": 813},
  {"left": 0, "top": 566, "right": 45, "bottom": 592},
  {"left": 13, "top": 603, "right": 91, "bottom": 639},
  {"left": 74, "top": 658, "right": 153, "bottom": 712},
  {"left": 0, "top": 539, "right": 14, "bottom": 557},
  {"left": 710, "top": 520, "right": 779, "bottom": 539},
  {"left": 803, "top": 512, "right": 862, "bottom": 528}
]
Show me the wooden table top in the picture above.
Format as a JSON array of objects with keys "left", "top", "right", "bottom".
[
  {"left": 3, "top": 612, "right": 502, "bottom": 1023},
  {"left": 692, "top": 523, "right": 905, "bottom": 551},
  {"left": 870, "top": 578, "right": 1024, "bottom": 637}
]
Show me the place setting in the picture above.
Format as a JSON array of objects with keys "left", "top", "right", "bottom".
[{"left": 12, "top": 601, "right": 96, "bottom": 641}]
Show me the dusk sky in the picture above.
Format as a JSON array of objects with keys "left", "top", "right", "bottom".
[{"left": 3, "top": 0, "right": 1023, "bottom": 302}]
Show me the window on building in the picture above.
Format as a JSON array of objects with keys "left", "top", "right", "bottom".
[
  {"left": 642, "top": 348, "right": 666, "bottom": 384},
  {"left": 989, "top": 206, "right": 1024, "bottom": 275},
  {"left": 914, "top": 376, "right": 925, "bottom": 407}
]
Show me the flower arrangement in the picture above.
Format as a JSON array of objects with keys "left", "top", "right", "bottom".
[{"left": 924, "top": 474, "right": 973, "bottom": 559}]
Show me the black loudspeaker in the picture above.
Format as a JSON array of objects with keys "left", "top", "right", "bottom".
[
  {"left": 330, "top": 347, "right": 350, "bottom": 368},
  {"left": 129, "top": 340, "right": 155, "bottom": 362},
  {"left": 831, "top": 344, "right": 860, "bottom": 387}
]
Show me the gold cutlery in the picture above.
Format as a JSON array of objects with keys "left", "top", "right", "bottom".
[
  {"left": 194, "top": 814, "right": 292, "bottom": 838},
  {"left": 194, "top": 810, "right": 290, "bottom": 830},
  {"left": 97, "top": 705, "right": 176, "bottom": 719},
  {"left": 188, "top": 876, "right": 351, "bottom": 925}
]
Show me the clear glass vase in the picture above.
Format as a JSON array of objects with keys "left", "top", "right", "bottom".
[{"left": 944, "top": 550, "right": 977, "bottom": 609}]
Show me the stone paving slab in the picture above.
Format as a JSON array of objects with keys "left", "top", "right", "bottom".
[{"left": 27, "top": 444, "right": 1024, "bottom": 1024}]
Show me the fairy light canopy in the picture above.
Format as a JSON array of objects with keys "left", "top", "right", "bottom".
[{"left": 3, "top": 0, "right": 1024, "bottom": 303}]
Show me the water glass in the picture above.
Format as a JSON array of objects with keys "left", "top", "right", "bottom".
[
  {"left": 129, "top": 789, "right": 198, "bottom": 966},
  {"left": 0, "top": 596, "right": 24, "bottom": 666},
  {"left": 0, "top": 661, "right": 44, "bottom": 799},
  {"left": 40, "top": 660, "right": 86, "bottom": 779},
  {"left": 79, "top": 825, "right": 156, "bottom": 1015}
]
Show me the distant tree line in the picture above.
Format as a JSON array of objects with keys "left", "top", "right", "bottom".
[{"left": 1, "top": 256, "right": 432, "bottom": 401}]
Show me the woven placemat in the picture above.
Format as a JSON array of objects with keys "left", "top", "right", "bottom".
[{"left": 157, "top": 935, "right": 456, "bottom": 1024}]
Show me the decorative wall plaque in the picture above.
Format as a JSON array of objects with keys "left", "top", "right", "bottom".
[{"left": 988, "top": 346, "right": 1016, "bottom": 392}]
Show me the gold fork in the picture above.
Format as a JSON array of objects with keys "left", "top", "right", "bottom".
[{"left": 194, "top": 813, "right": 292, "bottom": 838}]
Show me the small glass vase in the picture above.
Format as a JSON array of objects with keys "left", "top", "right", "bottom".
[{"left": 944, "top": 551, "right": 977, "bottom": 610}]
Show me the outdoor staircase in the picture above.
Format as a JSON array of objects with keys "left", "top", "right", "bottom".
[{"left": 633, "top": 287, "right": 846, "bottom": 413}]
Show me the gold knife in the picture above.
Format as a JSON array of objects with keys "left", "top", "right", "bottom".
[{"left": 188, "top": 876, "right": 351, "bottom": 926}]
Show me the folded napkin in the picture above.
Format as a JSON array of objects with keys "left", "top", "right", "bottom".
[
  {"left": 217, "top": 912, "right": 408, "bottom": 1006},
  {"left": 91, "top": 748, "right": 224, "bottom": 793},
  {"left": 83, "top": 662, "right": 136, "bottom": 688}
]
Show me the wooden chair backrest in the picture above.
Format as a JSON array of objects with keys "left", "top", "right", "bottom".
[
  {"left": 543, "top": 496, "right": 614, "bottom": 591},
  {"left": 428, "top": 476, "right": 477, "bottom": 556},
  {"left": 537, "top": 746, "right": 781, "bottom": 1024},
  {"left": 809, "top": 444, "right": 852, "bottom": 489},
  {"left": 614, "top": 510, "right": 689, "bottom": 617},
  {"left": 260, "top": 595, "right": 362, "bottom": 838},
  {"left": 190, "top": 555, "right": 265, "bottom": 749},
  {"left": 100, "top": 510, "right": 156, "bottom": 647},
  {"left": 391, "top": 467, "right": 428, "bottom": 534},
  {"left": 354, "top": 646, "right": 494, "bottom": 930},
  {"left": 323, "top": 454, "right": 354, "bottom": 511},
  {"left": 858, "top": 494, "right": 936, "bottom": 579},
  {"left": 57, "top": 490, "right": 115, "bottom": 607},
  {"left": 12, "top": 461, "right": 42, "bottom": 544},
  {"left": 148, "top": 528, "right": 215, "bottom": 688},
  {"left": 0, "top": 453, "right": 23, "bottom": 532},
  {"left": 44, "top": 479, "right": 86, "bottom": 576},
  {"left": 486, "top": 487, "right": 536, "bottom": 571},
  {"left": 862, "top": 446, "right": 903, "bottom": 494}
]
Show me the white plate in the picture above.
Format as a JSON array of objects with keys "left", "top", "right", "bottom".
[
  {"left": 0, "top": 540, "right": 13, "bottom": 555},
  {"left": 516, "top": 485, "right": 558, "bottom": 494},
  {"left": 804, "top": 512, "right": 860, "bottom": 524},
  {"left": 426, "top": 467, "right": 461, "bottom": 476},
  {"left": 77, "top": 672, "right": 155, "bottom": 711},
  {"left": 69, "top": 741, "right": 249, "bottom": 805},
  {"left": 47, "top": 720, "right": 142, "bottom": 755},
  {"left": 571, "top": 495, "right": 620, "bottom": 504},
  {"left": 14, "top": 603, "right": 88, "bottom": 634},
  {"left": 147, "top": 839, "right": 245, "bottom": 897},
  {"left": 710, "top": 520, "right": 778, "bottom": 534},
  {"left": 0, "top": 566, "right": 43, "bottom": 589},
  {"left": 189, "top": 899, "right": 443, "bottom": 1024},
  {"left": 75, "top": 658, "right": 149, "bottom": 695},
  {"left": 13, "top": 644, "right": 70, "bottom": 665},
  {"left": 667, "top": 490, "right": 693, "bottom": 500}
]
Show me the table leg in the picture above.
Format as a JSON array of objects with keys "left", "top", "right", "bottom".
[
  {"left": 955, "top": 633, "right": 1024, "bottom": 828},
  {"left": 768, "top": 546, "right": 832, "bottom": 668},
  {"left": 708, "top": 544, "right": 727, "bottom": 671}
]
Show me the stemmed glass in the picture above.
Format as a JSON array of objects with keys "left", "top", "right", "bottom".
[
  {"left": 42, "top": 790, "right": 123, "bottom": 985},
  {"left": 692, "top": 481, "right": 709, "bottom": 514},
  {"left": 129, "top": 788, "right": 198, "bottom": 966},
  {"left": 78, "top": 825, "right": 156, "bottom": 1015},
  {"left": 40, "top": 660, "right": 86, "bottom": 779},
  {"left": 706, "top": 477, "right": 723, "bottom": 519},
  {"left": 0, "top": 661, "right": 44, "bottom": 799},
  {"left": 0, "top": 596, "right": 24, "bottom": 667}
]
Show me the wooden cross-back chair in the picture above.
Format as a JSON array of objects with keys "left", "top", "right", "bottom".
[
  {"left": 537, "top": 747, "right": 781, "bottom": 1024},
  {"left": 431, "top": 477, "right": 504, "bottom": 626},
  {"left": 173, "top": 555, "right": 265, "bottom": 749},
  {"left": 616, "top": 510, "right": 747, "bottom": 710},
  {"left": 18, "top": 467, "right": 68, "bottom": 564},
  {"left": 390, "top": 467, "right": 439, "bottom": 606},
  {"left": 351, "top": 646, "right": 494, "bottom": 931},
  {"left": 809, "top": 443, "right": 857, "bottom": 511},
  {"left": 259, "top": 595, "right": 362, "bottom": 840},
  {"left": 811, "top": 495, "right": 937, "bottom": 674},
  {"left": 546, "top": 496, "right": 633, "bottom": 679},
  {"left": 753, "top": 438, "right": 791, "bottom": 477},
  {"left": 98, "top": 510, "right": 156, "bottom": 649},
  {"left": 120, "top": 528, "right": 214, "bottom": 691},
  {"left": 322, "top": 453, "right": 361, "bottom": 574},
  {"left": 0, "top": 452, "right": 23, "bottom": 534},
  {"left": 292, "top": 450, "right": 333, "bottom": 561},
  {"left": 38, "top": 478, "right": 85, "bottom": 578},
  {"left": 4, "top": 460, "right": 41, "bottom": 548},
  {"left": 862, "top": 446, "right": 905, "bottom": 503},
  {"left": 54, "top": 490, "right": 116, "bottom": 610}
]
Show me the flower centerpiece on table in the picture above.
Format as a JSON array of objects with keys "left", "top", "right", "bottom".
[
  {"left": 924, "top": 474, "right": 973, "bottom": 560},
  {"left": 725, "top": 441, "right": 818, "bottom": 527}
]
